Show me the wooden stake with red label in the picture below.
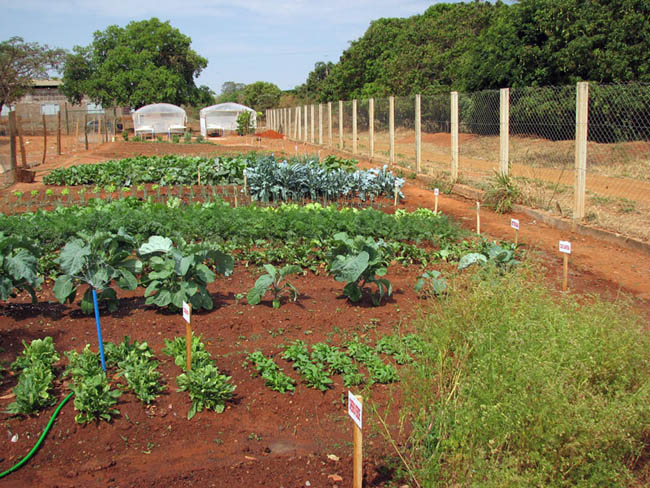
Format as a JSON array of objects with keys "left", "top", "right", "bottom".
[
  {"left": 559, "top": 241, "right": 571, "bottom": 291},
  {"left": 476, "top": 201, "right": 481, "bottom": 235},
  {"left": 348, "top": 392, "right": 363, "bottom": 488},
  {"left": 434, "top": 188, "right": 439, "bottom": 213},
  {"left": 511, "top": 218, "right": 520, "bottom": 246},
  {"left": 182, "top": 301, "right": 192, "bottom": 370}
]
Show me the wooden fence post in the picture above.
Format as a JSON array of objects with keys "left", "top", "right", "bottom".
[
  {"left": 389, "top": 96, "right": 395, "bottom": 166},
  {"left": 17, "top": 116, "right": 27, "bottom": 168},
  {"left": 500, "top": 88, "right": 510, "bottom": 175},
  {"left": 369, "top": 98, "right": 375, "bottom": 159},
  {"left": 415, "top": 94, "right": 422, "bottom": 174},
  {"left": 310, "top": 104, "right": 315, "bottom": 143},
  {"left": 84, "top": 113, "right": 89, "bottom": 150},
  {"left": 328, "top": 102, "right": 332, "bottom": 147},
  {"left": 574, "top": 81, "right": 589, "bottom": 222},
  {"left": 57, "top": 110, "right": 62, "bottom": 155},
  {"left": 9, "top": 112, "right": 17, "bottom": 175},
  {"left": 338, "top": 100, "right": 343, "bottom": 150},
  {"left": 297, "top": 106, "right": 301, "bottom": 140},
  {"left": 65, "top": 102, "right": 70, "bottom": 135},
  {"left": 42, "top": 114, "right": 47, "bottom": 165},
  {"left": 318, "top": 103, "right": 323, "bottom": 145},
  {"left": 352, "top": 99, "right": 358, "bottom": 154},
  {"left": 451, "top": 91, "right": 459, "bottom": 181},
  {"left": 303, "top": 105, "right": 308, "bottom": 142}
]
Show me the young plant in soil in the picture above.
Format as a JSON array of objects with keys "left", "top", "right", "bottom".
[
  {"left": 347, "top": 338, "right": 399, "bottom": 384},
  {"left": 244, "top": 351, "right": 296, "bottom": 393},
  {"left": 414, "top": 270, "right": 448, "bottom": 298},
  {"left": 0, "top": 233, "right": 43, "bottom": 304},
  {"left": 52, "top": 229, "right": 141, "bottom": 314},
  {"left": 138, "top": 236, "right": 233, "bottom": 312},
  {"left": 246, "top": 264, "right": 301, "bottom": 308},
  {"left": 281, "top": 340, "right": 333, "bottom": 391},
  {"left": 328, "top": 232, "right": 392, "bottom": 306}
]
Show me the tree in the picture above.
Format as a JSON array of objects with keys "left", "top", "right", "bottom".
[
  {"left": 62, "top": 18, "right": 207, "bottom": 109},
  {"left": 216, "top": 81, "right": 246, "bottom": 103},
  {"left": 0, "top": 37, "right": 65, "bottom": 114},
  {"left": 192, "top": 85, "right": 215, "bottom": 107},
  {"left": 241, "top": 81, "right": 282, "bottom": 112}
]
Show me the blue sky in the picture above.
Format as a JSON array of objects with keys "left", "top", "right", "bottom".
[{"left": 0, "top": 0, "right": 450, "bottom": 94}]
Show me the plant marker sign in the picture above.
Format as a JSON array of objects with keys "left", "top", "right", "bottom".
[
  {"left": 348, "top": 391, "right": 363, "bottom": 488},
  {"left": 559, "top": 240, "right": 571, "bottom": 291},
  {"left": 511, "top": 218, "right": 520, "bottom": 246},
  {"left": 434, "top": 188, "right": 439, "bottom": 213},
  {"left": 182, "top": 301, "right": 192, "bottom": 370}
]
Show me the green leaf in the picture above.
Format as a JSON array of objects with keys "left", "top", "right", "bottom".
[
  {"left": 343, "top": 282, "right": 363, "bottom": 302},
  {"left": 138, "top": 236, "right": 173, "bottom": 255},
  {"left": 247, "top": 287, "right": 263, "bottom": 306},
  {"left": 331, "top": 251, "right": 369, "bottom": 283},
  {"left": 58, "top": 238, "right": 91, "bottom": 275},
  {"left": 53, "top": 274, "right": 75, "bottom": 304},
  {"left": 458, "top": 253, "right": 488, "bottom": 270}
]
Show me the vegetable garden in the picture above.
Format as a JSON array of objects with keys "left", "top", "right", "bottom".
[{"left": 1, "top": 151, "right": 648, "bottom": 487}]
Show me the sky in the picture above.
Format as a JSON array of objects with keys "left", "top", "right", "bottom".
[{"left": 0, "top": 0, "right": 450, "bottom": 94}]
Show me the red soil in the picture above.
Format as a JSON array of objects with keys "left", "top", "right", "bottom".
[{"left": 256, "top": 130, "right": 285, "bottom": 139}]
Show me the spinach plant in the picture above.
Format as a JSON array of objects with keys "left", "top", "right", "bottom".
[
  {"left": 53, "top": 229, "right": 141, "bottom": 314},
  {"left": 247, "top": 264, "right": 301, "bottom": 308},
  {"left": 7, "top": 362, "right": 56, "bottom": 415},
  {"left": 0, "top": 233, "right": 42, "bottom": 303},
  {"left": 11, "top": 336, "right": 60, "bottom": 371},
  {"left": 139, "top": 236, "right": 233, "bottom": 311},
  {"left": 245, "top": 351, "right": 295, "bottom": 393},
  {"left": 177, "top": 364, "right": 236, "bottom": 419},
  {"left": 328, "top": 232, "right": 392, "bottom": 305},
  {"left": 70, "top": 372, "right": 122, "bottom": 423},
  {"left": 106, "top": 337, "right": 164, "bottom": 404}
]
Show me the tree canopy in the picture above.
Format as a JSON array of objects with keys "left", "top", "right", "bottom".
[
  {"left": 62, "top": 18, "right": 208, "bottom": 109},
  {"left": 0, "top": 37, "right": 65, "bottom": 114},
  {"left": 296, "top": 0, "right": 650, "bottom": 102}
]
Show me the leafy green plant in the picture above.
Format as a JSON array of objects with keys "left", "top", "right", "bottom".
[
  {"left": 458, "top": 240, "right": 518, "bottom": 271},
  {"left": 11, "top": 336, "right": 60, "bottom": 371},
  {"left": 183, "top": 132, "right": 192, "bottom": 143},
  {"left": 171, "top": 134, "right": 180, "bottom": 144},
  {"left": 7, "top": 362, "right": 56, "bottom": 415},
  {"left": 0, "top": 233, "right": 43, "bottom": 303},
  {"left": 328, "top": 232, "right": 392, "bottom": 305},
  {"left": 414, "top": 270, "right": 448, "bottom": 297},
  {"left": 483, "top": 171, "right": 521, "bottom": 214},
  {"left": 106, "top": 337, "right": 164, "bottom": 404},
  {"left": 162, "top": 334, "right": 212, "bottom": 370},
  {"left": 53, "top": 229, "right": 141, "bottom": 314},
  {"left": 347, "top": 339, "right": 399, "bottom": 384},
  {"left": 245, "top": 351, "right": 295, "bottom": 393},
  {"left": 177, "top": 364, "right": 236, "bottom": 419},
  {"left": 311, "top": 343, "right": 364, "bottom": 387},
  {"left": 122, "top": 130, "right": 129, "bottom": 141},
  {"left": 247, "top": 264, "right": 301, "bottom": 308},
  {"left": 236, "top": 111, "right": 254, "bottom": 135},
  {"left": 281, "top": 340, "right": 332, "bottom": 391},
  {"left": 70, "top": 372, "right": 121, "bottom": 423},
  {"left": 138, "top": 236, "right": 233, "bottom": 311}
]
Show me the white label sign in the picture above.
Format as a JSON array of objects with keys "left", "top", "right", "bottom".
[
  {"left": 182, "top": 301, "right": 191, "bottom": 323},
  {"left": 559, "top": 240, "right": 571, "bottom": 254},
  {"left": 348, "top": 391, "right": 362, "bottom": 430},
  {"left": 434, "top": 188, "right": 439, "bottom": 196},
  {"left": 511, "top": 218, "right": 520, "bottom": 230}
]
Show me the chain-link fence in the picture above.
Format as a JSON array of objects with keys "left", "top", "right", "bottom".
[{"left": 277, "top": 82, "right": 650, "bottom": 242}]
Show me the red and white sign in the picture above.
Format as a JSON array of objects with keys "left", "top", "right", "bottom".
[
  {"left": 182, "top": 301, "right": 191, "bottom": 323},
  {"left": 348, "top": 391, "right": 362, "bottom": 430},
  {"left": 559, "top": 240, "right": 572, "bottom": 254},
  {"left": 511, "top": 218, "right": 519, "bottom": 230},
  {"left": 434, "top": 188, "right": 439, "bottom": 196}
]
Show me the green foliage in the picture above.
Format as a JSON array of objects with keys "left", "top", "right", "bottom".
[
  {"left": 0, "top": 233, "right": 43, "bottom": 303},
  {"left": 62, "top": 18, "right": 208, "bottom": 108},
  {"left": 64, "top": 345, "right": 104, "bottom": 378},
  {"left": 11, "top": 336, "right": 59, "bottom": 371},
  {"left": 281, "top": 340, "right": 332, "bottom": 391},
  {"left": 171, "top": 134, "right": 180, "bottom": 144},
  {"left": 402, "top": 269, "right": 650, "bottom": 486},
  {"left": 177, "top": 364, "right": 235, "bottom": 419},
  {"left": 162, "top": 334, "right": 212, "bottom": 370},
  {"left": 53, "top": 229, "right": 141, "bottom": 314},
  {"left": 483, "top": 171, "right": 522, "bottom": 214},
  {"left": 245, "top": 351, "right": 295, "bottom": 393},
  {"left": 236, "top": 111, "right": 254, "bottom": 136},
  {"left": 414, "top": 270, "right": 447, "bottom": 298},
  {"left": 458, "top": 240, "right": 518, "bottom": 271},
  {"left": 346, "top": 338, "right": 399, "bottom": 384},
  {"left": 7, "top": 362, "right": 56, "bottom": 415},
  {"left": 328, "top": 232, "right": 392, "bottom": 305},
  {"left": 138, "top": 235, "right": 233, "bottom": 311},
  {"left": 241, "top": 81, "right": 281, "bottom": 112},
  {"left": 183, "top": 132, "right": 192, "bottom": 143},
  {"left": 320, "top": 155, "right": 358, "bottom": 172},
  {"left": 311, "top": 343, "right": 364, "bottom": 387},
  {"left": 247, "top": 264, "right": 301, "bottom": 308},
  {"left": 70, "top": 371, "right": 121, "bottom": 424},
  {"left": 122, "top": 130, "right": 129, "bottom": 141},
  {"left": 0, "top": 37, "right": 65, "bottom": 113}
]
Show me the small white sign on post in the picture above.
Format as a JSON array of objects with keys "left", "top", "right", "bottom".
[
  {"left": 182, "top": 301, "right": 191, "bottom": 323},
  {"left": 511, "top": 218, "right": 520, "bottom": 230},
  {"left": 559, "top": 240, "right": 572, "bottom": 254},
  {"left": 434, "top": 188, "right": 439, "bottom": 196},
  {"left": 348, "top": 391, "right": 363, "bottom": 430}
]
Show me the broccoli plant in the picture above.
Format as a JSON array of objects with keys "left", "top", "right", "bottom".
[
  {"left": 0, "top": 233, "right": 43, "bottom": 303},
  {"left": 327, "top": 232, "right": 392, "bottom": 306},
  {"left": 138, "top": 236, "right": 233, "bottom": 312},
  {"left": 53, "top": 229, "right": 141, "bottom": 314},
  {"left": 247, "top": 264, "right": 301, "bottom": 308},
  {"left": 414, "top": 270, "right": 448, "bottom": 298}
]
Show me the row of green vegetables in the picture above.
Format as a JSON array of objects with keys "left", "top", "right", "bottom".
[
  {"left": 5, "top": 332, "right": 421, "bottom": 422},
  {"left": 1, "top": 200, "right": 518, "bottom": 312},
  {"left": 42, "top": 153, "right": 403, "bottom": 203}
]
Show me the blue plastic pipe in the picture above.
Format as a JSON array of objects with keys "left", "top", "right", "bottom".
[{"left": 92, "top": 288, "right": 107, "bottom": 371}]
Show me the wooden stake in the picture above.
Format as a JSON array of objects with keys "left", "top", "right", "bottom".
[
  {"left": 394, "top": 182, "right": 399, "bottom": 207},
  {"left": 42, "top": 114, "right": 47, "bottom": 165},
  {"left": 65, "top": 103, "right": 69, "bottom": 135},
  {"left": 476, "top": 201, "right": 481, "bottom": 235},
  {"left": 434, "top": 188, "right": 439, "bottom": 213},
  {"left": 57, "top": 110, "right": 62, "bottom": 155},
  {"left": 563, "top": 254, "right": 568, "bottom": 291},
  {"left": 8, "top": 112, "right": 17, "bottom": 173},
  {"left": 17, "top": 118, "right": 27, "bottom": 168},
  {"left": 197, "top": 165, "right": 201, "bottom": 186},
  {"left": 185, "top": 305, "right": 192, "bottom": 371},
  {"left": 353, "top": 395, "right": 363, "bottom": 488},
  {"left": 84, "top": 113, "right": 89, "bottom": 150},
  {"left": 243, "top": 172, "right": 247, "bottom": 194},
  {"left": 234, "top": 185, "right": 238, "bottom": 207}
]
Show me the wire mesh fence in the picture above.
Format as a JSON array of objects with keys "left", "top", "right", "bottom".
[{"left": 421, "top": 92, "right": 451, "bottom": 177}]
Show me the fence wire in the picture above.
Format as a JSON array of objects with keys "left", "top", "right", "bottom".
[{"left": 421, "top": 92, "right": 451, "bottom": 177}]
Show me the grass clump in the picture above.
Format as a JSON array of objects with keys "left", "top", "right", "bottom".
[{"left": 401, "top": 268, "right": 650, "bottom": 487}]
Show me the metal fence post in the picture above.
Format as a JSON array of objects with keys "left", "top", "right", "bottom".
[{"left": 574, "top": 81, "right": 589, "bottom": 222}]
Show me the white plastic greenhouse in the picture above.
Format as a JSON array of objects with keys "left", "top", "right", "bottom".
[
  {"left": 199, "top": 103, "right": 256, "bottom": 137},
  {"left": 131, "top": 103, "right": 187, "bottom": 138}
]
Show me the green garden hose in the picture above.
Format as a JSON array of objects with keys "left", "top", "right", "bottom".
[{"left": 0, "top": 392, "right": 74, "bottom": 479}]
